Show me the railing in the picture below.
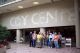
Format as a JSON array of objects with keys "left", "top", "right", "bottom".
[{"left": 0, "top": 0, "right": 16, "bottom": 5}]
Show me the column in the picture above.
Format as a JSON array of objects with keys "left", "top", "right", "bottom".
[
  {"left": 23, "top": 30, "right": 25, "bottom": 43},
  {"left": 16, "top": 29, "right": 21, "bottom": 43},
  {"left": 40, "top": 28, "right": 46, "bottom": 34},
  {"left": 74, "top": 0, "right": 80, "bottom": 48}
]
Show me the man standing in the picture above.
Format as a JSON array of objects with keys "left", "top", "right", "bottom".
[
  {"left": 32, "top": 31, "right": 37, "bottom": 47},
  {"left": 48, "top": 33, "right": 53, "bottom": 48},
  {"left": 58, "top": 32, "right": 62, "bottom": 48},
  {"left": 51, "top": 32, "right": 55, "bottom": 48},
  {"left": 36, "top": 32, "right": 43, "bottom": 48},
  {"left": 53, "top": 33, "right": 59, "bottom": 48}
]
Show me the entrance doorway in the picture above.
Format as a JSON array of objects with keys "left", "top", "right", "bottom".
[{"left": 8, "top": 25, "right": 76, "bottom": 47}]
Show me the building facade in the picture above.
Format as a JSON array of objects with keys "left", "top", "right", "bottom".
[{"left": 0, "top": 0, "right": 80, "bottom": 48}]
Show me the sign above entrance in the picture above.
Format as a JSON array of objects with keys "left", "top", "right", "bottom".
[{"left": 10, "top": 11, "right": 75, "bottom": 27}]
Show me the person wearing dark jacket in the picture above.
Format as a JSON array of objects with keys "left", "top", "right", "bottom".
[{"left": 29, "top": 32, "right": 33, "bottom": 47}]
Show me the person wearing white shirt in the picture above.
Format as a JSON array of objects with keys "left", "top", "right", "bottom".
[{"left": 48, "top": 33, "right": 53, "bottom": 48}]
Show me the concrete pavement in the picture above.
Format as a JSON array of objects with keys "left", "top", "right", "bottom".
[{"left": 6, "top": 43, "right": 80, "bottom": 53}]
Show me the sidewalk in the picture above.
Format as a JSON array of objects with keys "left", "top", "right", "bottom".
[{"left": 6, "top": 43, "right": 80, "bottom": 53}]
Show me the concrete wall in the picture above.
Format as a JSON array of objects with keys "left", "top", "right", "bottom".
[
  {"left": 72, "top": 0, "right": 80, "bottom": 48},
  {"left": 0, "top": 0, "right": 75, "bottom": 29}
]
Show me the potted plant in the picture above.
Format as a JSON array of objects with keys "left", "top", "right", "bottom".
[{"left": 0, "top": 25, "right": 11, "bottom": 49}]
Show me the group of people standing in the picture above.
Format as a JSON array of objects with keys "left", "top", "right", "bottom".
[{"left": 29, "top": 31, "right": 62, "bottom": 48}]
